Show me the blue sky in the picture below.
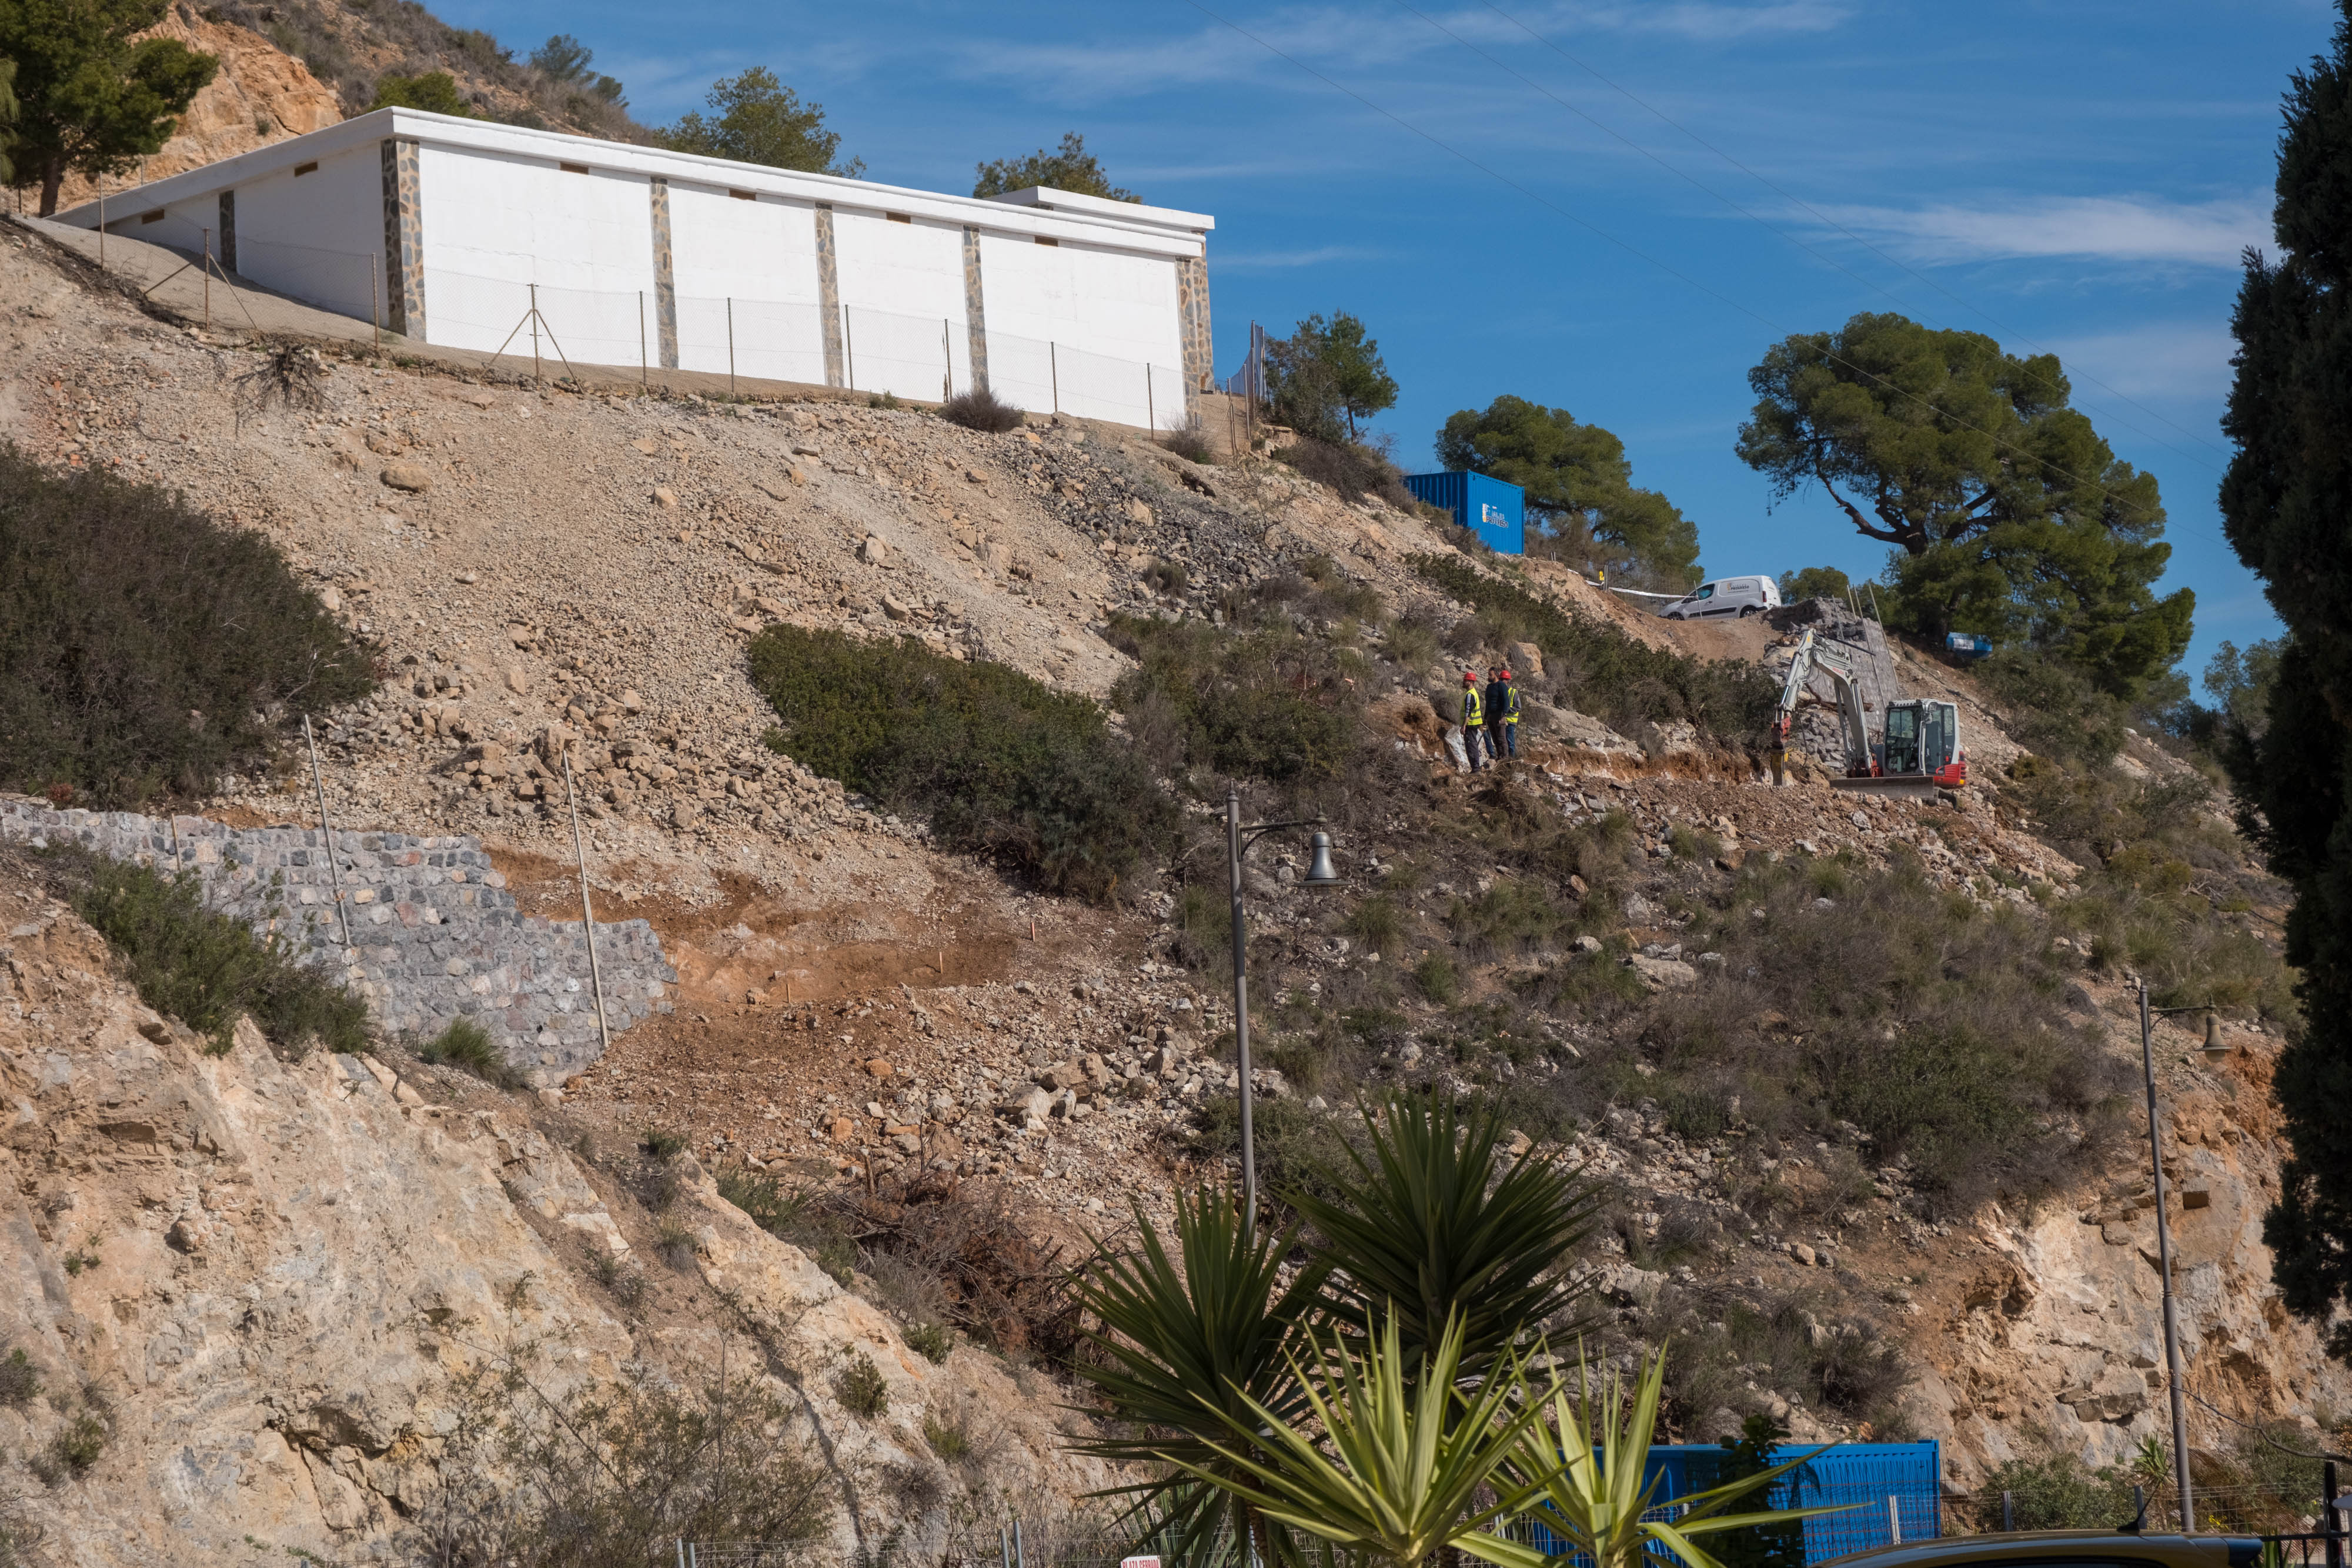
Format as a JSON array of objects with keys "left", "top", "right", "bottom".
[{"left": 436, "top": 0, "right": 2332, "bottom": 683}]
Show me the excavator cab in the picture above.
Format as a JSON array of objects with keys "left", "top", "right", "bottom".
[{"left": 1881, "top": 699, "right": 1965, "bottom": 787}]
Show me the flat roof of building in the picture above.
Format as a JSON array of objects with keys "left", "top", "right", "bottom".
[{"left": 55, "top": 108, "right": 1214, "bottom": 259}]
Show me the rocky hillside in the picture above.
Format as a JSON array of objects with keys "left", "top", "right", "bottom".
[
  {"left": 0, "top": 212, "right": 2343, "bottom": 1560},
  {"left": 0, "top": 854, "right": 1108, "bottom": 1566}
]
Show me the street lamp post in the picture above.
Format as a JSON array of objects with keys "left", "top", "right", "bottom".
[
  {"left": 2137, "top": 978, "right": 2231, "bottom": 1533},
  {"left": 1225, "top": 783, "right": 1340, "bottom": 1238}
]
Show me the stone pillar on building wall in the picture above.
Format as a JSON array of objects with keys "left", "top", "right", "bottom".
[
  {"left": 649, "top": 176, "right": 679, "bottom": 370},
  {"left": 961, "top": 225, "right": 990, "bottom": 396},
  {"left": 379, "top": 138, "right": 425, "bottom": 338},
  {"left": 816, "top": 204, "right": 845, "bottom": 387},
  {"left": 218, "top": 189, "right": 236, "bottom": 274},
  {"left": 1177, "top": 253, "right": 1212, "bottom": 426}
]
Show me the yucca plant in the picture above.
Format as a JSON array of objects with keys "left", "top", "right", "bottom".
[
  {"left": 1072, "top": 1187, "right": 1331, "bottom": 1566},
  {"left": 1293, "top": 1091, "right": 1605, "bottom": 1379},
  {"left": 1481, "top": 1346, "right": 1847, "bottom": 1568},
  {"left": 1162, "top": 1312, "right": 1562, "bottom": 1568}
]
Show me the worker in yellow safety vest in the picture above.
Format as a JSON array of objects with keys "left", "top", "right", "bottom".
[
  {"left": 1459, "top": 669, "right": 1485, "bottom": 771},
  {"left": 1489, "top": 665, "right": 1521, "bottom": 759}
]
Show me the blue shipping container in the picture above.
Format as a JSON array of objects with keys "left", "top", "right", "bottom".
[
  {"left": 1404, "top": 470, "right": 1525, "bottom": 554},
  {"left": 1945, "top": 632, "right": 1992, "bottom": 660},
  {"left": 1516, "top": 1442, "right": 1942, "bottom": 1566}
]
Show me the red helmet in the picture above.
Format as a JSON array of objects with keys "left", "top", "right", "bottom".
[
  {"left": 1462, "top": 670, "right": 1477, "bottom": 683},
  {"left": 1499, "top": 667, "right": 1513, "bottom": 679}
]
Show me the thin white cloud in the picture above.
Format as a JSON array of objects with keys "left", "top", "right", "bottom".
[
  {"left": 2050, "top": 322, "right": 2240, "bottom": 403},
  {"left": 1806, "top": 194, "right": 2270, "bottom": 267},
  {"left": 1213, "top": 245, "right": 1381, "bottom": 271},
  {"left": 1564, "top": 1, "right": 1852, "bottom": 40}
]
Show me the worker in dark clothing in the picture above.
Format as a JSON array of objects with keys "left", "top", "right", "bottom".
[
  {"left": 1458, "top": 669, "right": 1485, "bottom": 770},
  {"left": 1485, "top": 666, "right": 1515, "bottom": 761}
]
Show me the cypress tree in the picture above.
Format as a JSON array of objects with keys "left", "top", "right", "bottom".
[{"left": 2221, "top": 0, "right": 2352, "bottom": 1358}]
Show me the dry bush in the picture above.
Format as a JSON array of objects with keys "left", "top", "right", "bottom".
[
  {"left": 938, "top": 389, "right": 1025, "bottom": 433},
  {"left": 419, "top": 1352, "right": 830, "bottom": 1567}
]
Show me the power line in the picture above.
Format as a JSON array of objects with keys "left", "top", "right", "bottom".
[
  {"left": 1178, "top": 0, "right": 2166, "bottom": 527},
  {"left": 1476, "top": 0, "right": 2233, "bottom": 468}
]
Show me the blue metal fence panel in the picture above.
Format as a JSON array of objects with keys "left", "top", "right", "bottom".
[
  {"left": 1519, "top": 1442, "right": 1940, "bottom": 1566},
  {"left": 1404, "top": 470, "right": 1525, "bottom": 554}
]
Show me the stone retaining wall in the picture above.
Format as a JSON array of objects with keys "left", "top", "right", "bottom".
[{"left": 0, "top": 796, "right": 673, "bottom": 1079}]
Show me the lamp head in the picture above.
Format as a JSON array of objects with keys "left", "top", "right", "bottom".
[
  {"left": 2200, "top": 1009, "right": 2229, "bottom": 1062},
  {"left": 1303, "top": 831, "right": 1341, "bottom": 887}
]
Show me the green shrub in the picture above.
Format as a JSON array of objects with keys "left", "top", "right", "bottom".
[
  {"left": 836, "top": 1352, "right": 888, "bottom": 1417},
  {"left": 0, "top": 446, "right": 375, "bottom": 807},
  {"left": 1274, "top": 436, "right": 1416, "bottom": 507},
  {"left": 1410, "top": 554, "right": 1775, "bottom": 744},
  {"left": 922, "top": 1413, "right": 972, "bottom": 1461},
  {"left": 368, "top": 69, "right": 475, "bottom": 116},
  {"left": 1640, "top": 852, "right": 2132, "bottom": 1213},
  {"left": 655, "top": 1220, "right": 699, "bottom": 1271},
  {"left": 46, "top": 1413, "right": 108, "bottom": 1476},
  {"left": 749, "top": 626, "right": 1174, "bottom": 901},
  {"left": 716, "top": 1168, "right": 857, "bottom": 1284},
  {"left": 1981, "top": 1455, "right": 2136, "bottom": 1530},
  {"left": 1412, "top": 950, "right": 1459, "bottom": 1004},
  {"left": 1449, "top": 877, "right": 1567, "bottom": 958},
  {"left": 905, "top": 1322, "right": 953, "bottom": 1363},
  {"left": 59, "top": 855, "right": 369, "bottom": 1057},
  {"left": 1341, "top": 893, "right": 1405, "bottom": 957},
  {"left": 418, "top": 1018, "right": 522, "bottom": 1088},
  {"left": 640, "top": 1129, "right": 689, "bottom": 1161},
  {"left": 938, "top": 389, "right": 1024, "bottom": 433},
  {"left": 1107, "top": 614, "right": 1364, "bottom": 790},
  {"left": 0, "top": 1349, "right": 36, "bottom": 1409}
]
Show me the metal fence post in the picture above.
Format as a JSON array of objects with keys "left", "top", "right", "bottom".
[
  {"left": 2001, "top": 1490, "right": 2014, "bottom": 1532},
  {"left": 639, "top": 290, "right": 649, "bottom": 388},
  {"left": 202, "top": 228, "right": 212, "bottom": 327},
  {"left": 1050, "top": 343, "right": 1058, "bottom": 413},
  {"left": 843, "top": 305, "right": 856, "bottom": 390},
  {"left": 529, "top": 282, "right": 542, "bottom": 382},
  {"left": 942, "top": 317, "right": 952, "bottom": 400},
  {"left": 1145, "top": 364, "right": 1154, "bottom": 432},
  {"left": 370, "top": 256, "right": 381, "bottom": 356},
  {"left": 562, "top": 753, "right": 613, "bottom": 1058},
  {"left": 727, "top": 296, "right": 736, "bottom": 399},
  {"left": 303, "top": 716, "right": 353, "bottom": 953},
  {"left": 2327, "top": 1460, "right": 2342, "bottom": 1568},
  {"left": 1886, "top": 1496, "right": 1900, "bottom": 1544}
]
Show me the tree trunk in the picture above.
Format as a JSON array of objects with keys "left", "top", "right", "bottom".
[{"left": 39, "top": 158, "right": 65, "bottom": 219}]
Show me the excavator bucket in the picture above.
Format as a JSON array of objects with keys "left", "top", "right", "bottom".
[{"left": 1829, "top": 775, "right": 1942, "bottom": 804}]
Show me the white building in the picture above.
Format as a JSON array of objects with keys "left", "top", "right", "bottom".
[{"left": 54, "top": 108, "right": 1216, "bottom": 429}]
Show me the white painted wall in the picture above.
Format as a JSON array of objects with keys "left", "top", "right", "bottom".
[
  {"left": 834, "top": 208, "right": 970, "bottom": 400},
  {"left": 417, "top": 145, "right": 656, "bottom": 367},
  {"left": 667, "top": 184, "right": 824, "bottom": 383},
  {"left": 977, "top": 233, "right": 1183, "bottom": 424},
  {"left": 233, "top": 142, "right": 382, "bottom": 321}
]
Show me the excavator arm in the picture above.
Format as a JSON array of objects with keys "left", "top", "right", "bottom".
[{"left": 1769, "top": 628, "right": 1872, "bottom": 782}]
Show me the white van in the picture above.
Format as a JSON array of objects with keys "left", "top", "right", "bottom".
[{"left": 1659, "top": 576, "right": 1781, "bottom": 621}]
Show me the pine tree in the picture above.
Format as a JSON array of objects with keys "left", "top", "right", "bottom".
[{"left": 2220, "top": 0, "right": 2352, "bottom": 1360}]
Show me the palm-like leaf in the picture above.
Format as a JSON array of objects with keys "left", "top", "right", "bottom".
[
  {"left": 1294, "top": 1091, "right": 1605, "bottom": 1376},
  {"left": 1070, "top": 1187, "right": 1331, "bottom": 1564},
  {"left": 1161, "top": 1312, "right": 1562, "bottom": 1568},
  {"left": 1474, "top": 1346, "right": 1850, "bottom": 1568}
]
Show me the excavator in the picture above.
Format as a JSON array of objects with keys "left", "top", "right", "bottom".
[{"left": 1768, "top": 628, "right": 1966, "bottom": 800}]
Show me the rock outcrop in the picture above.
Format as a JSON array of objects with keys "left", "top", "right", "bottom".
[{"left": 0, "top": 865, "right": 1110, "bottom": 1564}]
